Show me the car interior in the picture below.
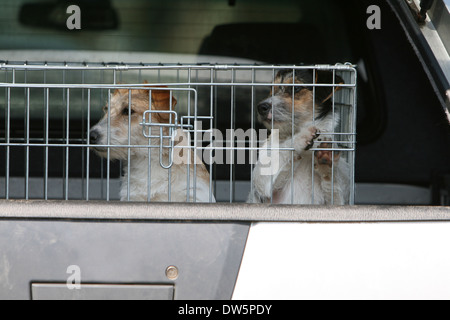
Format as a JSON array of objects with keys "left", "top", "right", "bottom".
[{"left": 0, "top": 0, "right": 449, "bottom": 205}]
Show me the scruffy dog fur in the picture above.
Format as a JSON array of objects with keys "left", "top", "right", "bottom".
[
  {"left": 90, "top": 86, "right": 214, "bottom": 202},
  {"left": 248, "top": 69, "right": 350, "bottom": 205}
]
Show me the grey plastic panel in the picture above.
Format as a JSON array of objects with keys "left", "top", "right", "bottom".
[
  {"left": 0, "top": 219, "right": 249, "bottom": 300},
  {"left": 31, "top": 283, "right": 174, "bottom": 300}
]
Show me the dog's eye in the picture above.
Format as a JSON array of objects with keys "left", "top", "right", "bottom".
[
  {"left": 294, "top": 86, "right": 304, "bottom": 93},
  {"left": 276, "top": 86, "right": 286, "bottom": 94},
  {"left": 122, "top": 107, "right": 135, "bottom": 116},
  {"left": 284, "top": 86, "right": 304, "bottom": 94}
]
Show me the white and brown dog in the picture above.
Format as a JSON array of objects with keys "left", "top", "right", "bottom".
[
  {"left": 89, "top": 85, "right": 214, "bottom": 203},
  {"left": 248, "top": 69, "right": 350, "bottom": 205}
]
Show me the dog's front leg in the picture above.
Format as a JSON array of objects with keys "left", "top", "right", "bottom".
[
  {"left": 314, "top": 141, "right": 346, "bottom": 205},
  {"left": 249, "top": 126, "right": 319, "bottom": 203},
  {"left": 292, "top": 126, "right": 321, "bottom": 153}
]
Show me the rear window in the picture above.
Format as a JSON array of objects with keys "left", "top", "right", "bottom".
[{"left": 0, "top": 0, "right": 353, "bottom": 63}]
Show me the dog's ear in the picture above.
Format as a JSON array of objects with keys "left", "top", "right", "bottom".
[
  {"left": 150, "top": 87, "right": 177, "bottom": 123},
  {"left": 314, "top": 71, "right": 344, "bottom": 104},
  {"left": 113, "top": 82, "right": 129, "bottom": 96},
  {"left": 151, "top": 89, "right": 177, "bottom": 110}
]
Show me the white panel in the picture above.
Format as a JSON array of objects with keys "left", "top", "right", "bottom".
[{"left": 233, "top": 222, "right": 450, "bottom": 300}]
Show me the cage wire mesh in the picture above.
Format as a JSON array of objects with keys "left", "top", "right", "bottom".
[{"left": 0, "top": 62, "right": 356, "bottom": 204}]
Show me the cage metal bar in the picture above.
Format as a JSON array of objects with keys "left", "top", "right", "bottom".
[
  {"left": 250, "top": 69, "right": 255, "bottom": 203},
  {"left": 185, "top": 69, "right": 191, "bottom": 202},
  {"left": 5, "top": 86, "right": 10, "bottom": 200},
  {"left": 25, "top": 87, "right": 30, "bottom": 200},
  {"left": 311, "top": 68, "right": 317, "bottom": 204},
  {"left": 0, "top": 82, "right": 354, "bottom": 90},
  {"left": 229, "top": 69, "right": 235, "bottom": 203},
  {"left": 65, "top": 88, "right": 70, "bottom": 200},
  {"left": 147, "top": 89, "right": 152, "bottom": 203},
  {"left": 209, "top": 68, "right": 215, "bottom": 202},
  {"left": 0, "top": 142, "right": 355, "bottom": 152},
  {"left": 100, "top": 70, "right": 105, "bottom": 200},
  {"left": 106, "top": 88, "right": 111, "bottom": 201},
  {"left": 193, "top": 88, "right": 199, "bottom": 203},
  {"left": 350, "top": 68, "right": 358, "bottom": 205},
  {"left": 127, "top": 89, "right": 132, "bottom": 202},
  {"left": 291, "top": 69, "right": 296, "bottom": 205},
  {"left": 331, "top": 69, "right": 336, "bottom": 205},
  {"left": 86, "top": 89, "right": 91, "bottom": 201},
  {"left": 44, "top": 88, "right": 49, "bottom": 200},
  {"left": 0, "top": 62, "right": 357, "bottom": 72},
  {"left": 168, "top": 91, "right": 172, "bottom": 202},
  {"left": 80, "top": 70, "right": 86, "bottom": 201},
  {"left": 269, "top": 68, "right": 275, "bottom": 205}
]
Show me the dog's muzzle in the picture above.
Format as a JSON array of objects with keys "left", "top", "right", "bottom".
[
  {"left": 89, "top": 129, "right": 107, "bottom": 153},
  {"left": 89, "top": 129, "right": 101, "bottom": 145}
]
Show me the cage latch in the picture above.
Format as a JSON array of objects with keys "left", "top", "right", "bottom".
[{"left": 140, "top": 110, "right": 192, "bottom": 169}]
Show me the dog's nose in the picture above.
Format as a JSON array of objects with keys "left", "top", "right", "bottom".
[
  {"left": 257, "top": 102, "right": 271, "bottom": 116},
  {"left": 89, "top": 129, "right": 100, "bottom": 145}
]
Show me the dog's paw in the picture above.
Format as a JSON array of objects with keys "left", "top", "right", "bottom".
[
  {"left": 294, "top": 126, "right": 320, "bottom": 152},
  {"left": 314, "top": 140, "right": 340, "bottom": 168}
]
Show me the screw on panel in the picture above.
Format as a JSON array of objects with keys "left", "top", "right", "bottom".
[{"left": 165, "top": 266, "right": 179, "bottom": 280}]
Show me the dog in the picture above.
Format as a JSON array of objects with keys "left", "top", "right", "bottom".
[
  {"left": 248, "top": 69, "right": 350, "bottom": 205},
  {"left": 89, "top": 85, "right": 215, "bottom": 203}
]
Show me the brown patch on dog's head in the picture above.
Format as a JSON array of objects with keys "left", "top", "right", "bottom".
[
  {"left": 108, "top": 84, "right": 177, "bottom": 124},
  {"left": 257, "top": 69, "right": 344, "bottom": 136},
  {"left": 150, "top": 89, "right": 177, "bottom": 123}
]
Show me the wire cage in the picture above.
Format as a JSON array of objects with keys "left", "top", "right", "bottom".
[{"left": 0, "top": 62, "right": 356, "bottom": 205}]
